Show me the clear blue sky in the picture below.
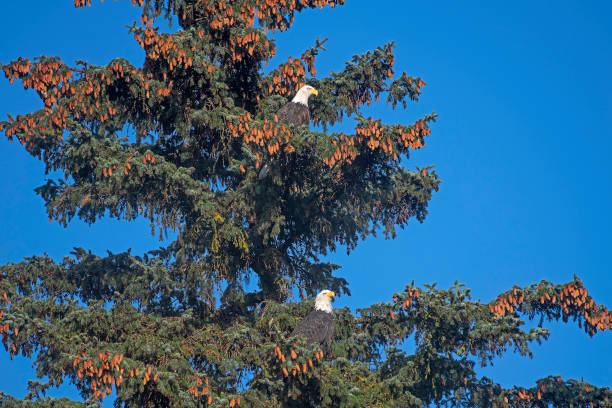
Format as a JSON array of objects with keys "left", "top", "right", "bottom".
[{"left": 0, "top": 0, "right": 610, "bottom": 404}]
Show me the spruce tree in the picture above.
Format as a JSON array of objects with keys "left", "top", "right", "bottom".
[{"left": 0, "top": 1, "right": 610, "bottom": 407}]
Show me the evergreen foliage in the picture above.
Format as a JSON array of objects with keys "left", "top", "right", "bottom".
[{"left": 0, "top": 1, "right": 610, "bottom": 406}]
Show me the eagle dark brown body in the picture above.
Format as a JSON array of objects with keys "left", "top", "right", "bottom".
[
  {"left": 276, "top": 101, "right": 310, "bottom": 127},
  {"left": 290, "top": 309, "right": 335, "bottom": 354}
]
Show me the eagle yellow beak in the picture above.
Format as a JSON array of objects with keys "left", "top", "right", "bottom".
[
  {"left": 310, "top": 88, "right": 318, "bottom": 96},
  {"left": 326, "top": 291, "right": 335, "bottom": 298}
]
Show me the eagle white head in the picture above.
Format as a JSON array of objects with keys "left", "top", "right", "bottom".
[
  {"left": 291, "top": 85, "right": 318, "bottom": 106},
  {"left": 314, "top": 289, "right": 335, "bottom": 313}
]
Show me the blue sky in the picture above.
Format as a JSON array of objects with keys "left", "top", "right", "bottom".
[{"left": 0, "top": 0, "right": 610, "bottom": 404}]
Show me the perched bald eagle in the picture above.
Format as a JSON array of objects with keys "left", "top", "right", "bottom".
[
  {"left": 275, "top": 85, "right": 318, "bottom": 127},
  {"left": 258, "top": 85, "right": 318, "bottom": 180},
  {"left": 290, "top": 290, "right": 335, "bottom": 354}
]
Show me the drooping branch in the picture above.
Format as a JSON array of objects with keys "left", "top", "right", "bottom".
[{"left": 488, "top": 275, "right": 611, "bottom": 337}]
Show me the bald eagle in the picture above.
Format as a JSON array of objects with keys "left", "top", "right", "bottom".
[
  {"left": 290, "top": 290, "right": 335, "bottom": 354},
  {"left": 275, "top": 85, "right": 318, "bottom": 127},
  {"left": 258, "top": 85, "right": 318, "bottom": 180}
]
